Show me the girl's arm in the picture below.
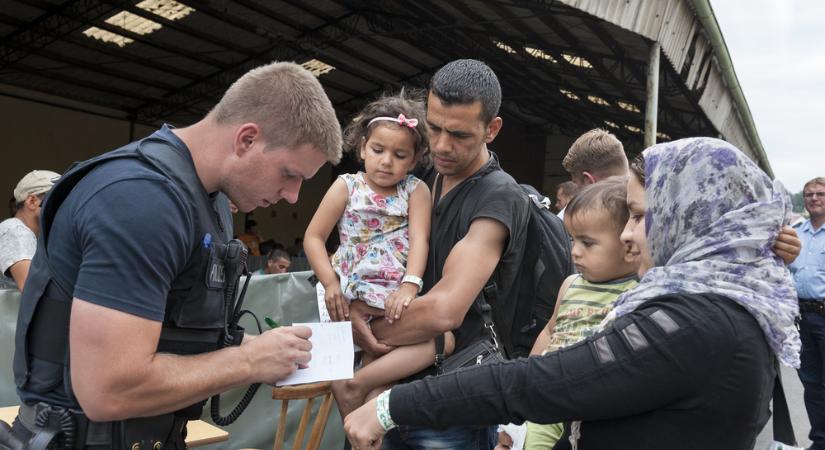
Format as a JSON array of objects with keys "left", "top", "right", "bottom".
[
  {"left": 304, "top": 178, "right": 349, "bottom": 320},
  {"left": 385, "top": 181, "right": 431, "bottom": 322},
  {"left": 529, "top": 274, "right": 576, "bottom": 356}
]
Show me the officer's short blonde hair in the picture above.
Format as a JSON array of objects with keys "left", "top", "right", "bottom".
[{"left": 209, "top": 61, "right": 342, "bottom": 164}]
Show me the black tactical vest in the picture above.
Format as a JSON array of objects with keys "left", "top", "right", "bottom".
[{"left": 13, "top": 132, "right": 233, "bottom": 418}]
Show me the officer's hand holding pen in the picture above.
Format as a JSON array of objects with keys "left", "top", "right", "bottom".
[{"left": 240, "top": 319, "right": 312, "bottom": 384}]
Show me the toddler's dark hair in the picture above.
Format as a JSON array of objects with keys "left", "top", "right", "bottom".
[
  {"left": 564, "top": 176, "right": 629, "bottom": 234},
  {"left": 342, "top": 89, "right": 429, "bottom": 164}
]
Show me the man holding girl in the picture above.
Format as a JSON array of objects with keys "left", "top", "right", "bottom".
[{"left": 317, "top": 59, "right": 529, "bottom": 449}]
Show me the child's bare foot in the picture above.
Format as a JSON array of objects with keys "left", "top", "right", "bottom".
[{"left": 331, "top": 378, "right": 367, "bottom": 418}]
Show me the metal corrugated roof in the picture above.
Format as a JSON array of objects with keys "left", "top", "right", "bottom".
[
  {"left": 1, "top": 0, "right": 758, "bottom": 170},
  {"left": 559, "top": 0, "right": 770, "bottom": 175}
]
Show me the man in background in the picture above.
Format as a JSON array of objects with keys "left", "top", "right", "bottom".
[
  {"left": 238, "top": 219, "right": 263, "bottom": 256},
  {"left": 0, "top": 170, "right": 60, "bottom": 291},
  {"left": 558, "top": 129, "right": 628, "bottom": 219},
  {"left": 554, "top": 181, "right": 579, "bottom": 215},
  {"left": 791, "top": 176, "right": 825, "bottom": 450},
  {"left": 263, "top": 249, "right": 292, "bottom": 274},
  {"left": 562, "top": 129, "right": 628, "bottom": 185}
]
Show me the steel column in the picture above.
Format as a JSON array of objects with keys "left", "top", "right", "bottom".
[{"left": 644, "top": 41, "right": 661, "bottom": 148}]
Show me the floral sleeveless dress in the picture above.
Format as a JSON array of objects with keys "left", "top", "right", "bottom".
[{"left": 331, "top": 172, "right": 421, "bottom": 309}]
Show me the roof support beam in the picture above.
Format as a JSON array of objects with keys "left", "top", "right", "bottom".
[
  {"left": 24, "top": 0, "right": 228, "bottom": 70},
  {"left": 439, "top": 1, "right": 614, "bottom": 129},
  {"left": 552, "top": 9, "right": 698, "bottom": 136},
  {"left": 1, "top": 0, "right": 113, "bottom": 70},
  {"left": 130, "top": 0, "right": 370, "bottom": 121},
  {"left": 389, "top": 2, "right": 593, "bottom": 130},
  {"left": 644, "top": 41, "right": 660, "bottom": 148},
  {"left": 100, "top": 0, "right": 260, "bottom": 57},
  {"left": 0, "top": 11, "right": 205, "bottom": 82}
]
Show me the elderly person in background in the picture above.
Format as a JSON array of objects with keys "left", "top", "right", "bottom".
[
  {"left": 791, "top": 176, "right": 825, "bottom": 450},
  {"left": 0, "top": 170, "right": 60, "bottom": 291}
]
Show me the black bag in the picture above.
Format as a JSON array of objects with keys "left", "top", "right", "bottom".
[
  {"left": 430, "top": 167, "right": 573, "bottom": 360},
  {"left": 437, "top": 337, "right": 504, "bottom": 374},
  {"left": 435, "top": 290, "right": 506, "bottom": 375},
  {"left": 507, "top": 185, "right": 574, "bottom": 358}
]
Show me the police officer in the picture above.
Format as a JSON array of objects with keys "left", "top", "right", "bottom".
[
  {"left": 792, "top": 176, "right": 825, "bottom": 450},
  {"left": 6, "top": 62, "right": 342, "bottom": 449}
]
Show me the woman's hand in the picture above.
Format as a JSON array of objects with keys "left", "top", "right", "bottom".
[
  {"left": 344, "top": 397, "right": 386, "bottom": 450},
  {"left": 384, "top": 283, "right": 418, "bottom": 324},
  {"left": 324, "top": 282, "right": 349, "bottom": 321}
]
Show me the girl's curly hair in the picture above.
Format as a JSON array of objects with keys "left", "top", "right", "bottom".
[{"left": 342, "top": 89, "right": 429, "bottom": 166}]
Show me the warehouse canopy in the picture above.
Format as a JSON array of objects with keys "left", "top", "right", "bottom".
[{"left": 0, "top": 0, "right": 771, "bottom": 173}]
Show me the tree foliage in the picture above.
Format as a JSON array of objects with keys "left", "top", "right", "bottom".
[{"left": 792, "top": 191, "right": 805, "bottom": 214}]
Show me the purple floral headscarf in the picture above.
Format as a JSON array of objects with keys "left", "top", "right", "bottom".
[{"left": 611, "top": 137, "right": 800, "bottom": 367}]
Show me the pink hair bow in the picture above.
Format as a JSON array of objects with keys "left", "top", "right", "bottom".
[
  {"left": 396, "top": 114, "right": 418, "bottom": 128},
  {"left": 367, "top": 114, "right": 420, "bottom": 129}
]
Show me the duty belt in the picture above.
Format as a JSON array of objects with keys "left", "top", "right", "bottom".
[
  {"left": 13, "top": 404, "right": 186, "bottom": 450},
  {"left": 16, "top": 403, "right": 107, "bottom": 449},
  {"left": 799, "top": 299, "right": 825, "bottom": 315}
]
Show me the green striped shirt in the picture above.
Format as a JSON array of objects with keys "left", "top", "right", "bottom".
[{"left": 544, "top": 275, "right": 638, "bottom": 354}]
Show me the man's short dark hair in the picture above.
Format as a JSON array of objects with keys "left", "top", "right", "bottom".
[
  {"left": 268, "top": 249, "right": 291, "bottom": 262},
  {"left": 556, "top": 181, "right": 580, "bottom": 198},
  {"left": 429, "top": 59, "right": 501, "bottom": 123}
]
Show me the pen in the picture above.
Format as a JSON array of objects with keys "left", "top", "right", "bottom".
[{"left": 265, "top": 316, "right": 279, "bottom": 329}]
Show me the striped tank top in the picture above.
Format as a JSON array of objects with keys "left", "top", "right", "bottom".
[{"left": 543, "top": 275, "right": 638, "bottom": 354}]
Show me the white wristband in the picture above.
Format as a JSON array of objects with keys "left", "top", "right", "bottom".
[{"left": 401, "top": 274, "right": 423, "bottom": 293}]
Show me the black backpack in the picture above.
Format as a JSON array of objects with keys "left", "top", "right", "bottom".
[{"left": 505, "top": 184, "right": 574, "bottom": 357}]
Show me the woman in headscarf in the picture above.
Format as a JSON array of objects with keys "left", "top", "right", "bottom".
[{"left": 344, "top": 138, "right": 800, "bottom": 450}]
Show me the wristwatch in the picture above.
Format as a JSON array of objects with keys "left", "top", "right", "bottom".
[{"left": 401, "top": 274, "right": 424, "bottom": 293}]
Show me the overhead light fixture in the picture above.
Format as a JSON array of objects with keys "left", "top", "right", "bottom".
[
  {"left": 525, "top": 47, "right": 557, "bottom": 63},
  {"left": 138, "top": 0, "right": 195, "bottom": 21},
  {"left": 559, "top": 89, "right": 579, "bottom": 101},
  {"left": 587, "top": 95, "right": 610, "bottom": 106},
  {"left": 625, "top": 125, "right": 642, "bottom": 133},
  {"left": 83, "top": 28, "right": 134, "bottom": 47},
  {"left": 657, "top": 131, "right": 671, "bottom": 140},
  {"left": 604, "top": 120, "right": 619, "bottom": 129},
  {"left": 617, "top": 101, "right": 640, "bottom": 113},
  {"left": 301, "top": 59, "right": 336, "bottom": 77},
  {"left": 83, "top": 0, "right": 194, "bottom": 47},
  {"left": 494, "top": 41, "right": 517, "bottom": 54},
  {"left": 562, "top": 52, "right": 593, "bottom": 69}
]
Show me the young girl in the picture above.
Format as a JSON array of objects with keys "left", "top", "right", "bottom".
[{"left": 304, "top": 91, "right": 453, "bottom": 418}]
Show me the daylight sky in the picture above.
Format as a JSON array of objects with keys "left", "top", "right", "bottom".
[{"left": 711, "top": 0, "right": 825, "bottom": 193}]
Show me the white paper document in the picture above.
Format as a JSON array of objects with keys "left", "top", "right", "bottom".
[{"left": 276, "top": 321, "right": 354, "bottom": 386}]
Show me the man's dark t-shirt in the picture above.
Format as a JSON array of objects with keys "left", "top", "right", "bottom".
[{"left": 424, "top": 152, "right": 529, "bottom": 355}]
